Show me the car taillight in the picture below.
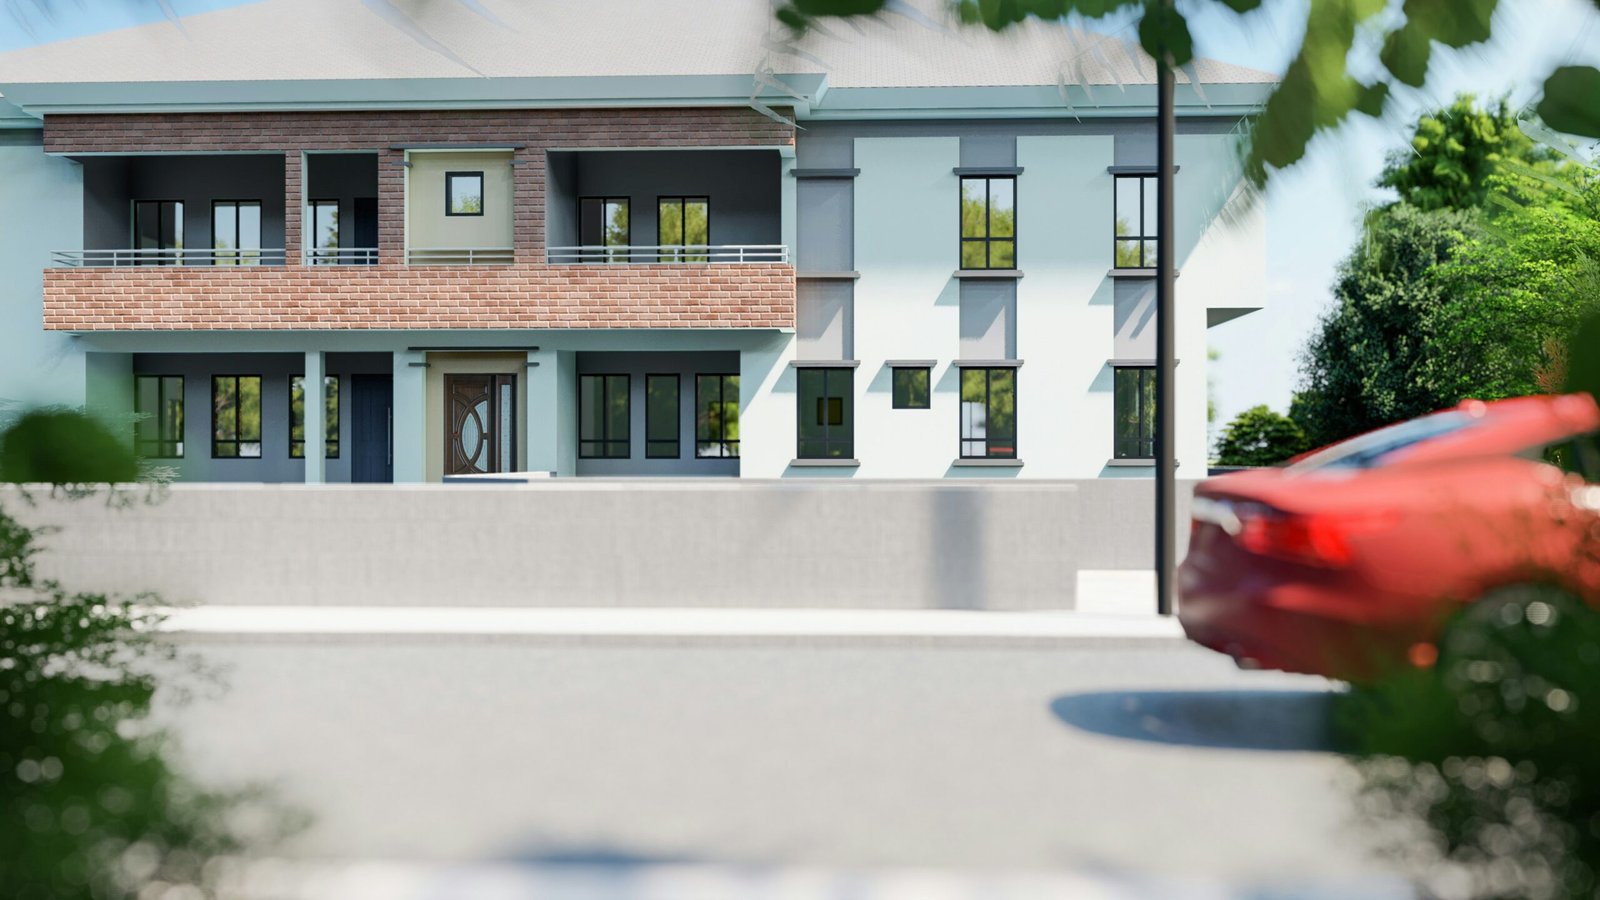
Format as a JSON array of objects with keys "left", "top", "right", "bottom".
[{"left": 1236, "top": 510, "right": 1357, "bottom": 567}]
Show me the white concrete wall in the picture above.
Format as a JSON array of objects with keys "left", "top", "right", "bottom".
[
  {"left": 0, "top": 138, "right": 86, "bottom": 418},
  {"left": 13, "top": 481, "right": 1198, "bottom": 611}
]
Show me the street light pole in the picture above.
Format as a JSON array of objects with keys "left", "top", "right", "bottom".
[{"left": 1155, "top": 11, "right": 1178, "bottom": 617}]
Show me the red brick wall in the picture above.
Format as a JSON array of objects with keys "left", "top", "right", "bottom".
[
  {"left": 43, "top": 264, "right": 796, "bottom": 331},
  {"left": 45, "top": 108, "right": 795, "bottom": 262}
]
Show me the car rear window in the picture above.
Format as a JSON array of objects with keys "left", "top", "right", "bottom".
[{"left": 1287, "top": 411, "right": 1477, "bottom": 473}]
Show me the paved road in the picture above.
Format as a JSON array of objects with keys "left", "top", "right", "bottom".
[{"left": 153, "top": 638, "right": 1404, "bottom": 895}]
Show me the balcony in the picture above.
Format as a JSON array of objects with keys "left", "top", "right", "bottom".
[
  {"left": 545, "top": 244, "right": 789, "bottom": 264},
  {"left": 405, "top": 247, "right": 515, "bottom": 265},
  {"left": 52, "top": 248, "right": 290, "bottom": 267}
]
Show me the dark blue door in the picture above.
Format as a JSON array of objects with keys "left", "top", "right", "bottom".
[{"left": 350, "top": 374, "right": 393, "bottom": 483}]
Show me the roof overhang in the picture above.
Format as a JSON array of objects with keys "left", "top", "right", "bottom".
[{"left": 807, "top": 83, "right": 1271, "bottom": 120}]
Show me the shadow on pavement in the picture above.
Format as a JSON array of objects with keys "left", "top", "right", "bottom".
[{"left": 1050, "top": 690, "right": 1336, "bottom": 752}]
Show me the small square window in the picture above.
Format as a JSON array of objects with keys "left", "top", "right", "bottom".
[
  {"left": 446, "top": 172, "right": 484, "bottom": 216},
  {"left": 892, "top": 367, "right": 931, "bottom": 410}
]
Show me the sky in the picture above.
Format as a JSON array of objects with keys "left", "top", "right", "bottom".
[{"left": 3, "top": 0, "right": 1599, "bottom": 435}]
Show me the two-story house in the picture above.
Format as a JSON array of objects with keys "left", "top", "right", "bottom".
[{"left": 0, "top": 0, "right": 1272, "bottom": 483}]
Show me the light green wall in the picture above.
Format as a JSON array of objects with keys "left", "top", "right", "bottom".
[
  {"left": 0, "top": 138, "right": 86, "bottom": 418},
  {"left": 406, "top": 151, "right": 514, "bottom": 253}
]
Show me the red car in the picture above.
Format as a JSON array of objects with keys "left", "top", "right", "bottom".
[{"left": 1178, "top": 393, "right": 1600, "bottom": 680}]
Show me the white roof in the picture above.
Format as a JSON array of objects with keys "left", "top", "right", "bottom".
[{"left": 0, "top": 0, "right": 1276, "bottom": 88}]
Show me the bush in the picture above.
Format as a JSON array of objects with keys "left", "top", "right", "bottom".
[
  {"left": 1214, "top": 405, "right": 1311, "bottom": 467},
  {"left": 0, "top": 409, "right": 138, "bottom": 485}
]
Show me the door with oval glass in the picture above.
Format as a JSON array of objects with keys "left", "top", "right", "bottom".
[{"left": 445, "top": 373, "right": 517, "bottom": 475}]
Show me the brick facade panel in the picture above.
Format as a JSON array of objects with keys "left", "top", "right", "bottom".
[{"left": 43, "top": 264, "right": 796, "bottom": 331}]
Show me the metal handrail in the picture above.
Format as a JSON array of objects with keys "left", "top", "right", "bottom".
[
  {"left": 406, "top": 247, "right": 516, "bottom": 265},
  {"left": 545, "top": 244, "right": 790, "bottom": 264},
  {"left": 50, "top": 248, "right": 289, "bottom": 267},
  {"left": 304, "top": 247, "right": 380, "bottom": 266}
]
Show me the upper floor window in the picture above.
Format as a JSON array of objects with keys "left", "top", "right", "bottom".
[
  {"left": 446, "top": 172, "right": 484, "bottom": 216},
  {"left": 135, "top": 375, "right": 184, "bottom": 458},
  {"left": 579, "top": 374, "right": 630, "bottom": 459},
  {"left": 290, "top": 375, "right": 340, "bottom": 459},
  {"left": 1114, "top": 175, "right": 1158, "bottom": 268},
  {"left": 309, "top": 199, "right": 340, "bottom": 264},
  {"left": 695, "top": 374, "right": 740, "bottom": 459},
  {"left": 212, "top": 200, "right": 262, "bottom": 266},
  {"left": 892, "top": 367, "right": 931, "bottom": 410},
  {"left": 658, "top": 197, "right": 709, "bottom": 262},
  {"left": 1113, "top": 366, "right": 1156, "bottom": 460},
  {"left": 797, "top": 368, "right": 854, "bottom": 460},
  {"left": 645, "top": 374, "right": 681, "bottom": 459},
  {"left": 212, "top": 375, "right": 262, "bottom": 459},
  {"left": 959, "top": 367, "right": 1016, "bottom": 459},
  {"left": 579, "top": 197, "right": 630, "bottom": 262},
  {"left": 133, "top": 200, "right": 183, "bottom": 265},
  {"left": 959, "top": 176, "right": 1014, "bottom": 270}
]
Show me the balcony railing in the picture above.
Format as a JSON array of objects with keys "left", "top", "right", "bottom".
[
  {"left": 50, "top": 248, "right": 289, "bottom": 267},
  {"left": 304, "top": 248, "right": 380, "bottom": 266},
  {"left": 545, "top": 245, "right": 790, "bottom": 264},
  {"left": 406, "top": 247, "right": 515, "bottom": 265}
]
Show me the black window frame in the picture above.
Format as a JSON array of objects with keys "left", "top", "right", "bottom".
[
  {"left": 578, "top": 196, "right": 632, "bottom": 262},
  {"left": 1113, "top": 366, "right": 1157, "bottom": 460},
  {"left": 211, "top": 374, "right": 263, "bottom": 459},
  {"left": 796, "top": 367, "right": 854, "bottom": 460},
  {"left": 657, "top": 195, "right": 710, "bottom": 263},
  {"left": 695, "top": 374, "right": 740, "bottom": 459},
  {"left": 211, "top": 199, "right": 263, "bottom": 267},
  {"left": 445, "top": 171, "right": 485, "bottom": 217},
  {"left": 644, "top": 373, "right": 681, "bottom": 459},
  {"left": 289, "top": 374, "right": 341, "bottom": 460},
  {"left": 579, "top": 373, "right": 631, "bottom": 459},
  {"left": 1114, "top": 174, "right": 1159, "bottom": 269},
  {"left": 134, "top": 374, "right": 184, "bottom": 459},
  {"left": 132, "top": 199, "right": 184, "bottom": 265},
  {"left": 308, "top": 198, "right": 341, "bottom": 264},
  {"left": 958, "top": 366, "right": 1018, "bottom": 460},
  {"left": 891, "top": 367, "right": 932, "bottom": 410},
  {"left": 959, "top": 175, "right": 1016, "bottom": 271}
]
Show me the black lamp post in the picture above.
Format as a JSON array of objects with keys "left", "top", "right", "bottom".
[{"left": 1155, "top": 0, "right": 1178, "bottom": 617}]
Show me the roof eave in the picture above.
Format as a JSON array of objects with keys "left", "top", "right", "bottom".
[{"left": 804, "top": 83, "right": 1273, "bottom": 120}]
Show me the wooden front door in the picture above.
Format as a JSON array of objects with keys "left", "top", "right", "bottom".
[{"left": 445, "top": 373, "right": 517, "bottom": 475}]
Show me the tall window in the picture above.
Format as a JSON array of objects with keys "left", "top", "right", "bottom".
[
  {"left": 579, "top": 374, "right": 630, "bottom": 459},
  {"left": 797, "top": 368, "right": 853, "bottom": 460},
  {"left": 212, "top": 375, "right": 262, "bottom": 458},
  {"left": 290, "top": 375, "right": 340, "bottom": 459},
  {"left": 309, "top": 199, "right": 340, "bottom": 264},
  {"left": 959, "top": 176, "right": 1015, "bottom": 270},
  {"left": 134, "top": 375, "right": 184, "bottom": 458},
  {"left": 133, "top": 200, "right": 183, "bottom": 265},
  {"left": 959, "top": 367, "right": 1016, "bottom": 459},
  {"left": 1114, "top": 175, "right": 1159, "bottom": 268},
  {"left": 1114, "top": 367, "right": 1157, "bottom": 460},
  {"left": 658, "top": 197, "right": 709, "bottom": 262},
  {"left": 446, "top": 172, "right": 484, "bottom": 216},
  {"left": 645, "top": 374, "right": 681, "bottom": 459},
  {"left": 212, "top": 200, "right": 262, "bottom": 266},
  {"left": 695, "top": 374, "right": 740, "bottom": 458},
  {"left": 579, "top": 197, "right": 630, "bottom": 262}
]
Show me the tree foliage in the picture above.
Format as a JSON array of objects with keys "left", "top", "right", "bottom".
[
  {"left": 774, "top": 0, "right": 1600, "bottom": 186},
  {"left": 1293, "top": 203, "right": 1477, "bottom": 448},
  {"left": 1378, "top": 96, "right": 1540, "bottom": 212},
  {"left": 0, "top": 409, "right": 139, "bottom": 485},
  {"left": 1215, "top": 404, "right": 1310, "bottom": 466}
]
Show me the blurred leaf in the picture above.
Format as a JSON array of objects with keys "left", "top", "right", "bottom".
[
  {"left": 1137, "top": 2, "right": 1193, "bottom": 68},
  {"left": 1217, "top": 0, "right": 1264, "bottom": 9},
  {"left": 1567, "top": 312, "right": 1600, "bottom": 403},
  {"left": 1381, "top": 0, "right": 1496, "bottom": 87},
  {"left": 1537, "top": 66, "right": 1600, "bottom": 139},
  {"left": 0, "top": 409, "right": 138, "bottom": 485}
]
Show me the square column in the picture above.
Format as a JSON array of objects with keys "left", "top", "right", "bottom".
[
  {"left": 392, "top": 349, "right": 426, "bottom": 482},
  {"left": 779, "top": 150, "right": 797, "bottom": 263},
  {"left": 302, "top": 350, "right": 325, "bottom": 484}
]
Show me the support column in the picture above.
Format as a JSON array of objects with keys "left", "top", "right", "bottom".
[
  {"left": 285, "top": 151, "right": 304, "bottom": 266},
  {"left": 303, "top": 350, "right": 325, "bottom": 484},
  {"left": 392, "top": 349, "right": 427, "bottom": 482},
  {"left": 779, "top": 149, "right": 797, "bottom": 263}
]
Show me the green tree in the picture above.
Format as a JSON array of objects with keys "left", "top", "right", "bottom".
[
  {"left": 0, "top": 409, "right": 139, "bottom": 485},
  {"left": 1293, "top": 204, "right": 1477, "bottom": 447},
  {"left": 1378, "top": 95, "right": 1542, "bottom": 211},
  {"left": 1215, "top": 404, "right": 1310, "bottom": 466}
]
